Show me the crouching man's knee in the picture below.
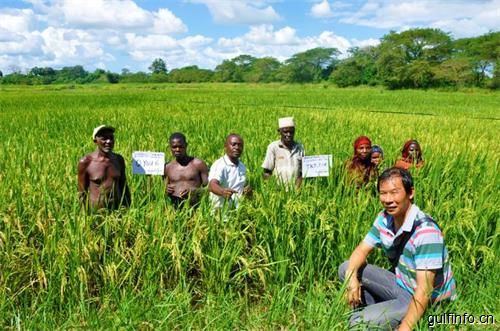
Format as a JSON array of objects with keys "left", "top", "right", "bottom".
[{"left": 338, "top": 260, "right": 349, "bottom": 282}]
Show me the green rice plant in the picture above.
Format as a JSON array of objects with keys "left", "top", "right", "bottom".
[{"left": 0, "top": 83, "right": 498, "bottom": 329}]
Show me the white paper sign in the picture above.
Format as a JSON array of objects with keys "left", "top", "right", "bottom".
[
  {"left": 303, "top": 155, "right": 332, "bottom": 178},
  {"left": 132, "top": 151, "right": 165, "bottom": 175}
]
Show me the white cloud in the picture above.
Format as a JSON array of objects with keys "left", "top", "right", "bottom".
[
  {"left": 152, "top": 8, "right": 187, "bottom": 34},
  {"left": 0, "top": 32, "right": 44, "bottom": 55},
  {"left": 0, "top": 8, "right": 36, "bottom": 34},
  {"left": 125, "top": 34, "right": 213, "bottom": 70},
  {"left": 351, "top": 38, "right": 380, "bottom": 49},
  {"left": 189, "top": 0, "right": 280, "bottom": 24},
  {"left": 338, "top": 0, "right": 500, "bottom": 37},
  {"left": 219, "top": 25, "right": 298, "bottom": 46},
  {"left": 40, "top": 27, "right": 113, "bottom": 64},
  {"left": 209, "top": 24, "right": 372, "bottom": 65},
  {"left": 311, "top": 0, "right": 333, "bottom": 18},
  {"left": 26, "top": 0, "right": 186, "bottom": 34}
]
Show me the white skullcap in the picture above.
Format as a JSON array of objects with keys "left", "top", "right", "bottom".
[{"left": 278, "top": 117, "right": 295, "bottom": 129}]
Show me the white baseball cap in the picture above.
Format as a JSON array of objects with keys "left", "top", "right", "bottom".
[{"left": 92, "top": 125, "right": 115, "bottom": 140}]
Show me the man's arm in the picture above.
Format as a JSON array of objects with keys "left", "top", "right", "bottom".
[
  {"left": 344, "top": 241, "right": 374, "bottom": 308},
  {"left": 118, "top": 155, "right": 131, "bottom": 207},
  {"left": 399, "top": 270, "right": 436, "bottom": 331},
  {"left": 164, "top": 163, "right": 175, "bottom": 195},
  {"left": 209, "top": 179, "right": 237, "bottom": 199},
  {"left": 77, "top": 157, "right": 90, "bottom": 205},
  {"left": 262, "top": 144, "right": 275, "bottom": 179},
  {"left": 295, "top": 175, "right": 303, "bottom": 188},
  {"left": 197, "top": 159, "right": 209, "bottom": 187}
]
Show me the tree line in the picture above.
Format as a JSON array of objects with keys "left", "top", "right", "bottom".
[{"left": 1, "top": 28, "right": 498, "bottom": 90}]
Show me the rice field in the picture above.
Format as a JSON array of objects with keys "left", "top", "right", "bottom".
[{"left": 0, "top": 83, "right": 498, "bottom": 329}]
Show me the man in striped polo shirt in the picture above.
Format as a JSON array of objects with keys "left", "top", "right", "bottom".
[{"left": 339, "top": 167, "right": 456, "bottom": 330}]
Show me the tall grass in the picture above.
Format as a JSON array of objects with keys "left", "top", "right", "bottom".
[{"left": 0, "top": 84, "right": 498, "bottom": 329}]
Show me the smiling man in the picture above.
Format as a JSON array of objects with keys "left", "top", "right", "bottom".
[
  {"left": 208, "top": 133, "right": 252, "bottom": 211},
  {"left": 262, "top": 117, "right": 305, "bottom": 188},
  {"left": 164, "top": 132, "right": 208, "bottom": 208},
  {"left": 78, "top": 125, "right": 131, "bottom": 210},
  {"left": 338, "top": 167, "right": 456, "bottom": 330}
]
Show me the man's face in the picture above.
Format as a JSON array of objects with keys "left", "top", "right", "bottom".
[
  {"left": 94, "top": 130, "right": 115, "bottom": 154},
  {"left": 279, "top": 127, "right": 295, "bottom": 145},
  {"left": 170, "top": 138, "right": 187, "bottom": 159},
  {"left": 225, "top": 136, "right": 244, "bottom": 160},
  {"left": 371, "top": 152, "right": 382, "bottom": 166},
  {"left": 356, "top": 143, "right": 371, "bottom": 161},
  {"left": 379, "top": 176, "right": 414, "bottom": 220}
]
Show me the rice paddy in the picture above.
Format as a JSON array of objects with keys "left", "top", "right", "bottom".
[{"left": 0, "top": 83, "right": 498, "bottom": 329}]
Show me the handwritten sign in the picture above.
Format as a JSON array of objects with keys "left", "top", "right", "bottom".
[
  {"left": 303, "top": 155, "right": 332, "bottom": 178},
  {"left": 132, "top": 151, "right": 165, "bottom": 175}
]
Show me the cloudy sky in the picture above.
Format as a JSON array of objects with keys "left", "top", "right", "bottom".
[{"left": 1, "top": 0, "right": 499, "bottom": 73}]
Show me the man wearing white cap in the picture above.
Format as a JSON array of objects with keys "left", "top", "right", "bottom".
[
  {"left": 262, "top": 117, "right": 305, "bottom": 188},
  {"left": 78, "top": 125, "right": 131, "bottom": 210}
]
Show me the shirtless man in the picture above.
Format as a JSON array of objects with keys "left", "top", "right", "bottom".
[
  {"left": 164, "top": 132, "right": 209, "bottom": 208},
  {"left": 78, "top": 125, "right": 131, "bottom": 210}
]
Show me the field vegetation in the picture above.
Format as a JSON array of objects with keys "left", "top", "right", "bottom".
[{"left": 0, "top": 84, "right": 498, "bottom": 329}]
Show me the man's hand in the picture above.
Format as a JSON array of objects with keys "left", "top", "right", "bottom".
[
  {"left": 347, "top": 278, "right": 362, "bottom": 308},
  {"left": 243, "top": 185, "right": 252, "bottom": 196},
  {"left": 178, "top": 188, "right": 190, "bottom": 198},
  {"left": 167, "top": 184, "right": 176, "bottom": 195},
  {"left": 221, "top": 188, "right": 237, "bottom": 199}
]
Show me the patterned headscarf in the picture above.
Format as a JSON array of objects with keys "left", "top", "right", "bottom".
[{"left": 371, "top": 145, "right": 384, "bottom": 156}]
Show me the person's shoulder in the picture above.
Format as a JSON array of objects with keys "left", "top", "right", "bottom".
[
  {"left": 267, "top": 140, "right": 281, "bottom": 149},
  {"left": 79, "top": 153, "right": 94, "bottom": 165},
  {"left": 210, "top": 156, "right": 225, "bottom": 169},
  {"left": 164, "top": 159, "right": 176, "bottom": 170},
  {"left": 413, "top": 210, "right": 443, "bottom": 240},
  {"left": 192, "top": 157, "right": 208, "bottom": 167},
  {"left": 113, "top": 152, "right": 126, "bottom": 163},
  {"left": 394, "top": 158, "right": 409, "bottom": 168},
  {"left": 374, "top": 210, "right": 389, "bottom": 226}
]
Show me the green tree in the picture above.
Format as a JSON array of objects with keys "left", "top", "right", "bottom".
[
  {"left": 169, "top": 66, "right": 213, "bottom": 83},
  {"left": 454, "top": 32, "right": 500, "bottom": 86},
  {"left": 246, "top": 57, "right": 282, "bottom": 83},
  {"left": 490, "top": 60, "right": 500, "bottom": 90},
  {"left": 432, "top": 58, "right": 474, "bottom": 88},
  {"left": 376, "top": 28, "right": 452, "bottom": 88},
  {"left": 106, "top": 72, "right": 120, "bottom": 84},
  {"left": 149, "top": 58, "right": 168, "bottom": 75},
  {"left": 213, "top": 60, "right": 240, "bottom": 82},
  {"left": 330, "top": 47, "right": 378, "bottom": 87},
  {"left": 56, "top": 65, "right": 88, "bottom": 83},
  {"left": 282, "top": 47, "right": 340, "bottom": 83}
]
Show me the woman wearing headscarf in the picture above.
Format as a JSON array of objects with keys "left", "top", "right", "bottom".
[
  {"left": 346, "top": 136, "right": 378, "bottom": 186},
  {"left": 394, "top": 139, "right": 424, "bottom": 170}
]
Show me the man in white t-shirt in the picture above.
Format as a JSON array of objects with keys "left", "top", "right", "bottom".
[
  {"left": 208, "top": 133, "right": 252, "bottom": 210},
  {"left": 262, "top": 117, "right": 305, "bottom": 188}
]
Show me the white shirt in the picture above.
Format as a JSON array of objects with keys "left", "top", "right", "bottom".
[
  {"left": 262, "top": 140, "right": 304, "bottom": 185},
  {"left": 208, "top": 154, "right": 247, "bottom": 209}
]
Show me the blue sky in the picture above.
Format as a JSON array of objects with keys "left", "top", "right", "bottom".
[{"left": 0, "top": 0, "right": 499, "bottom": 73}]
